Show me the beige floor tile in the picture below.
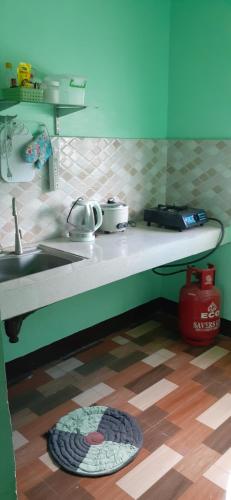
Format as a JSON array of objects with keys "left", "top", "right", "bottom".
[
  {"left": 116, "top": 444, "right": 182, "bottom": 499},
  {"left": 203, "top": 448, "right": 231, "bottom": 491},
  {"left": 190, "top": 346, "right": 229, "bottom": 370},
  {"left": 142, "top": 348, "right": 176, "bottom": 368},
  {"left": 39, "top": 451, "right": 59, "bottom": 472},
  {"left": 128, "top": 378, "right": 178, "bottom": 411},
  {"left": 196, "top": 393, "right": 231, "bottom": 429},
  {"left": 72, "top": 382, "right": 115, "bottom": 406},
  {"left": 13, "top": 430, "right": 29, "bottom": 451},
  {"left": 126, "top": 320, "right": 160, "bottom": 338},
  {"left": 112, "top": 335, "right": 130, "bottom": 345},
  {"left": 45, "top": 356, "right": 83, "bottom": 379},
  {"left": 175, "top": 443, "right": 220, "bottom": 481}
]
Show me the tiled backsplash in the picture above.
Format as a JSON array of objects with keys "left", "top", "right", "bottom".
[
  {"left": 166, "top": 140, "right": 231, "bottom": 224},
  {"left": 0, "top": 138, "right": 230, "bottom": 247},
  {"left": 0, "top": 138, "right": 167, "bottom": 247}
]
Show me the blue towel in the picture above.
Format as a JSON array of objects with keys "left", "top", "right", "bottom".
[{"left": 24, "top": 130, "right": 52, "bottom": 169}]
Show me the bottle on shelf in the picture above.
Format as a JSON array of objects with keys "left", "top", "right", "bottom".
[{"left": 3, "top": 62, "right": 17, "bottom": 88}]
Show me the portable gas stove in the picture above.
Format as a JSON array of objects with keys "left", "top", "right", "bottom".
[{"left": 144, "top": 204, "right": 208, "bottom": 231}]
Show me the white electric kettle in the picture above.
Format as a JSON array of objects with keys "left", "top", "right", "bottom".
[{"left": 67, "top": 197, "right": 103, "bottom": 241}]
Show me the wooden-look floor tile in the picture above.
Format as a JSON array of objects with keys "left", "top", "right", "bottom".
[
  {"left": 17, "top": 459, "right": 52, "bottom": 492},
  {"left": 110, "top": 342, "right": 142, "bottom": 359},
  {"left": 157, "top": 379, "right": 204, "bottom": 413},
  {"left": 178, "top": 476, "right": 225, "bottom": 499},
  {"left": 167, "top": 363, "right": 202, "bottom": 384},
  {"left": 126, "top": 364, "right": 173, "bottom": 394},
  {"left": 76, "top": 339, "right": 117, "bottom": 363},
  {"left": 143, "top": 419, "right": 180, "bottom": 452},
  {"left": 204, "top": 417, "right": 231, "bottom": 453},
  {"left": 137, "top": 404, "right": 167, "bottom": 431},
  {"left": 165, "top": 352, "right": 194, "bottom": 370},
  {"left": 15, "top": 435, "right": 46, "bottom": 468},
  {"left": 96, "top": 386, "right": 135, "bottom": 408},
  {"left": 11, "top": 408, "right": 38, "bottom": 430},
  {"left": 20, "top": 400, "right": 78, "bottom": 440},
  {"left": 128, "top": 378, "right": 178, "bottom": 411},
  {"left": 197, "top": 393, "right": 231, "bottom": 429},
  {"left": 8, "top": 369, "right": 52, "bottom": 399},
  {"left": 139, "top": 469, "right": 192, "bottom": 500},
  {"left": 107, "top": 361, "right": 152, "bottom": 389},
  {"left": 117, "top": 444, "right": 182, "bottom": 499},
  {"left": 203, "top": 447, "right": 231, "bottom": 491},
  {"left": 73, "top": 366, "right": 116, "bottom": 391},
  {"left": 190, "top": 346, "right": 229, "bottom": 370},
  {"left": 167, "top": 420, "right": 213, "bottom": 456},
  {"left": 45, "top": 468, "right": 81, "bottom": 496},
  {"left": 168, "top": 391, "right": 217, "bottom": 429},
  {"left": 126, "top": 320, "right": 160, "bottom": 338},
  {"left": 175, "top": 443, "right": 220, "bottom": 482}
]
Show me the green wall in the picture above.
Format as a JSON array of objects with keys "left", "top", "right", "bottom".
[
  {"left": 168, "top": 0, "right": 231, "bottom": 139},
  {"left": 0, "top": 324, "right": 16, "bottom": 499},
  {"left": 3, "top": 271, "right": 162, "bottom": 362},
  {"left": 1, "top": 0, "right": 171, "bottom": 138}
]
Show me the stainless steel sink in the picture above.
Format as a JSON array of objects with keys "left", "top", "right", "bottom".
[{"left": 0, "top": 247, "right": 85, "bottom": 283}]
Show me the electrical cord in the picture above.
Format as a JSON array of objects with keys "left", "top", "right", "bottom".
[{"left": 152, "top": 217, "right": 224, "bottom": 276}]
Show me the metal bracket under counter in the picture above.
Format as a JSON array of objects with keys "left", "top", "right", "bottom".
[{"left": 4, "top": 308, "right": 41, "bottom": 343}]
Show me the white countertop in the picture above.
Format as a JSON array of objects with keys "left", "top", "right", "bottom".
[{"left": 0, "top": 223, "right": 221, "bottom": 320}]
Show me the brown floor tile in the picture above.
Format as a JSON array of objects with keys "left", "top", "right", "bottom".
[
  {"left": 205, "top": 380, "right": 231, "bottom": 399},
  {"left": 96, "top": 387, "right": 135, "bottom": 408},
  {"left": 45, "top": 469, "right": 81, "bottom": 496},
  {"left": 175, "top": 443, "right": 220, "bottom": 482},
  {"left": 16, "top": 435, "right": 47, "bottom": 469},
  {"left": 164, "top": 352, "right": 194, "bottom": 370},
  {"left": 20, "top": 400, "right": 78, "bottom": 440},
  {"left": 17, "top": 459, "right": 52, "bottom": 492},
  {"left": 137, "top": 404, "right": 167, "bottom": 431},
  {"left": 167, "top": 363, "right": 202, "bottom": 384},
  {"left": 167, "top": 391, "right": 217, "bottom": 429},
  {"left": 110, "top": 341, "right": 142, "bottom": 359},
  {"left": 11, "top": 408, "right": 38, "bottom": 430},
  {"left": 157, "top": 379, "right": 204, "bottom": 413},
  {"left": 167, "top": 420, "right": 213, "bottom": 455},
  {"left": 143, "top": 419, "right": 180, "bottom": 452},
  {"left": 126, "top": 364, "right": 174, "bottom": 394},
  {"left": 37, "top": 372, "right": 84, "bottom": 397},
  {"left": 204, "top": 417, "right": 231, "bottom": 453},
  {"left": 8, "top": 369, "right": 52, "bottom": 399},
  {"left": 178, "top": 476, "right": 225, "bottom": 499},
  {"left": 193, "top": 366, "right": 230, "bottom": 387},
  {"left": 139, "top": 469, "right": 192, "bottom": 500},
  {"left": 77, "top": 339, "right": 117, "bottom": 362},
  {"left": 25, "top": 480, "right": 60, "bottom": 499},
  {"left": 74, "top": 366, "right": 116, "bottom": 391},
  {"left": 107, "top": 361, "right": 152, "bottom": 389}
]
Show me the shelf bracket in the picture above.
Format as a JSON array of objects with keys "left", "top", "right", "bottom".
[{"left": 54, "top": 104, "right": 86, "bottom": 136}]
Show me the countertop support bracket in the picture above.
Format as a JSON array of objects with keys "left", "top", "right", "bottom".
[{"left": 4, "top": 309, "right": 38, "bottom": 343}]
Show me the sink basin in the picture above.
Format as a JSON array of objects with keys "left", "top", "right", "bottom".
[{"left": 0, "top": 247, "right": 85, "bottom": 283}]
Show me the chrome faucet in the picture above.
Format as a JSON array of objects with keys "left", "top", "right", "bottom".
[{"left": 12, "top": 198, "right": 23, "bottom": 255}]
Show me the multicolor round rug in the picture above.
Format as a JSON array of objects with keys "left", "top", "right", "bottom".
[{"left": 48, "top": 406, "right": 143, "bottom": 476}]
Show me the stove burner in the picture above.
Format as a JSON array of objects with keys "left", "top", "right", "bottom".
[{"left": 157, "top": 204, "right": 188, "bottom": 212}]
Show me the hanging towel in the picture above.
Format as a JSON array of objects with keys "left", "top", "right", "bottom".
[{"left": 24, "top": 130, "right": 52, "bottom": 169}]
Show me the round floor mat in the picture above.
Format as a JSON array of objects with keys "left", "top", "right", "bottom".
[{"left": 48, "top": 405, "right": 143, "bottom": 476}]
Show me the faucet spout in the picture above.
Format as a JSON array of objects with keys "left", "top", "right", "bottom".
[{"left": 12, "top": 198, "right": 23, "bottom": 255}]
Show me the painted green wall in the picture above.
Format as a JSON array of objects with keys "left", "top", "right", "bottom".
[
  {"left": 3, "top": 270, "right": 162, "bottom": 362},
  {"left": 168, "top": 0, "right": 231, "bottom": 139},
  {"left": 1, "top": 0, "right": 171, "bottom": 138},
  {"left": 0, "top": 324, "right": 16, "bottom": 499}
]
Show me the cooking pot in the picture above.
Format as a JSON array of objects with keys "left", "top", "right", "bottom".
[{"left": 100, "top": 198, "right": 129, "bottom": 233}]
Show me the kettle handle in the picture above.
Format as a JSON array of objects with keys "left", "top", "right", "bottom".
[{"left": 90, "top": 201, "right": 103, "bottom": 231}]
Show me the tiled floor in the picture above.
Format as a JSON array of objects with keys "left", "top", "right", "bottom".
[{"left": 8, "top": 312, "right": 231, "bottom": 499}]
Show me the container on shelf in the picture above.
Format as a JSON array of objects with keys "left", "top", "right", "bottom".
[
  {"left": 2, "top": 87, "right": 44, "bottom": 103},
  {"left": 43, "top": 75, "right": 86, "bottom": 105},
  {"left": 43, "top": 80, "right": 60, "bottom": 104}
]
